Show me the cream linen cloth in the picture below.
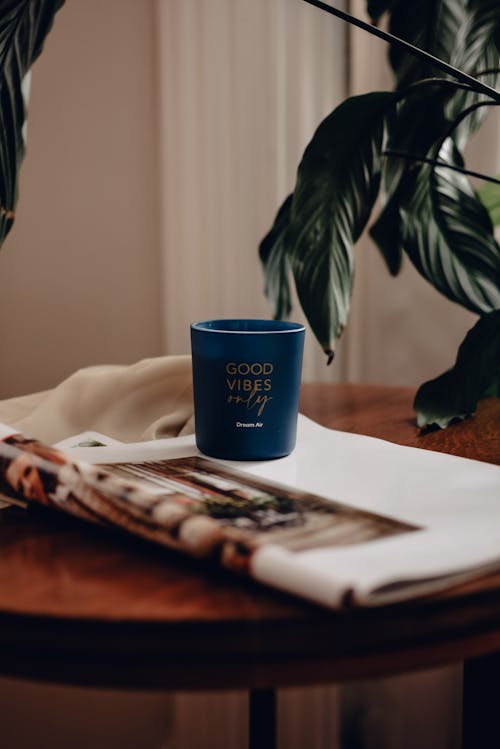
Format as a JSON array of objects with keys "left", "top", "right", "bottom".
[{"left": 0, "top": 355, "right": 195, "bottom": 444}]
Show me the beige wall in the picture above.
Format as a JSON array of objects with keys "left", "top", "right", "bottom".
[
  {"left": 157, "top": 0, "right": 348, "bottom": 383},
  {"left": 1, "top": 0, "right": 496, "bottom": 402},
  {"left": 0, "top": 0, "right": 162, "bottom": 398}
]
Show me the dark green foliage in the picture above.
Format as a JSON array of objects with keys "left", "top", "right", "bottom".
[
  {"left": 366, "top": 0, "right": 395, "bottom": 22},
  {"left": 260, "top": 0, "right": 500, "bottom": 427},
  {"left": 259, "top": 194, "right": 293, "bottom": 321},
  {"left": 478, "top": 178, "right": 500, "bottom": 225},
  {"left": 0, "top": 0, "right": 64, "bottom": 250},
  {"left": 414, "top": 310, "right": 500, "bottom": 428},
  {"left": 261, "top": 92, "right": 396, "bottom": 354}
]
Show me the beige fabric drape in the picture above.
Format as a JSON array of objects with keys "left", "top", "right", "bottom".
[{"left": 0, "top": 356, "right": 194, "bottom": 444}]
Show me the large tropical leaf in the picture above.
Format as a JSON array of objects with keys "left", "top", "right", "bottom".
[
  {"left": 414, "top": 309, "right": 500, "bottom": 428},
  {"left": 259, "top": 194, "right": 293, "bottom": 321},
  {"left": 446, "top": 0, "right": 500, "bottom": 147},
  {"left": 371, "top": 0, "right": 499, "bottom": 277},
  {"left": 477, "top": 178, "right": 500, "bottom": 226},
  {"left": 450, "top": 0, "right": 500, "bottom": 79},
  {"left": 388, "top": 0, "right": 468, "bottom": 88},
  {"left": 369, "top": 193, "right": 403, "bottom": 275},
  {"left": 366, "top": 0, "right": 395, "bottom": 22},
  {"left": 386, "top": 0, "right": 500, "bottom": 182},
  {"left": 388, "top": 0, "right": 499, "bottom": 148},
  {"left": 0, "top": 0, "right": 64, "bottom": 250},
  {"left": 286, "top": 92, "right": 396, "bottom": 357},
  {"left": 370, "top": 85, "right": 452, "bottom": 275},
  {"left": 400, "top": 139, "right": 500, "bottom": 313}
]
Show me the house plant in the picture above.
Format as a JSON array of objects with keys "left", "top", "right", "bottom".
[
  {"left": 0, "top": 0, "right": 64, "bottom": 249},
  {"left": 260, "top": 0, "right": 500, "bottom": 428}
]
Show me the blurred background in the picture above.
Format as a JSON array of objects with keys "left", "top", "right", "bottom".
[
  {"left": 0, "top": 0, "right": 496, "bottom": 747},
  {"left": 1, "top": 0, "right": 497, "bottom": 399}
]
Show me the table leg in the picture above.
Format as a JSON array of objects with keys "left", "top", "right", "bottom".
[
  {"left": 463, "top": 652, "right": 500, "bottom": 749},
  {"left": 249, "top": 688, "right": 276, "bottom": 749}
]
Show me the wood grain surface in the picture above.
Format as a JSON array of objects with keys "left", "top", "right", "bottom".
[
  {"left": 0, "top": 384, "right": 498, "bottom": 690},
  {"left": 300, "top": 384, "right": 500, "bottom": 465}
]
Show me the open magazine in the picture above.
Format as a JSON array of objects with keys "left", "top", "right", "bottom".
[{"left": 1, "top": 418, "right": 499, "bottom": 608}]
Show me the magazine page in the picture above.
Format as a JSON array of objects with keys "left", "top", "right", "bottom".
[
  {"left": 73, "top": 424, "right": 500, "bottom": 607},
  {"left": 0, "top": 421, "right": 418, "bottom": 602},
  {"left": 248, "top": 417, "right": 500, "bottom": 605},
  {"left": 1, "top": 418, "right": 500, "bottom": 608},
  {"left": 63, "top": 415, "right": 500, "bottom": 607}
]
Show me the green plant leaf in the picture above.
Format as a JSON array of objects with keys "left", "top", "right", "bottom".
[
  {"left": 477, "top": 177, "right": 500, "bottom": 226},
  {"left": 286, "top": 92, "right": 396, "bottom": 356},
  {"left": 371, "top": 86, "right": 452, "bottom": 275},
  {"left": 414, "top": 309, "right": 500, "bottom": 428},
  {"left": 369, "top": 193, "right": 404, "bottom": 275},
  {"left": 400, "top": 139, "right": 500, "bottom": 314},
  {"left": 366, "top": 1, "right": 394, "bottom": 22},
  {"left": 259, "top": 194, "right": 293, "bottom": 320},
  {"left": 0, "top": 0, "right": 64, "bottom": 251},
  {"left": 388, "top": 0, "right": 499, "bottom": 147},
  {"left": 446, "top": 0, "right": 500, "bottom": 146},
  {"left": 389, "top": 0, "right": 468, "bottom": 88}
]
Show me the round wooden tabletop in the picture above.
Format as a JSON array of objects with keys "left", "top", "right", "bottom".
[{"left": 0, "top": 384, "right": 499, "bottom": 690}]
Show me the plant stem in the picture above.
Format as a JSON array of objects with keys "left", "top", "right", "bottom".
[
  {"left": 302, "top": 0, "right": 500, "bottom": 103},
  {"left": 476, "top": 69, "right": 500, "bottom": 78},
  {"left": 432, "top": 100, "right": 499, "bottom": 161},
  {"left": 383, "top": 150, "right": 500, "bottom": 185}
]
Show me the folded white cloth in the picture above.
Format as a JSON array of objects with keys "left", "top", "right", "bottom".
[{"left": 0, "top": 356, "right": 195, "bottom": 444}]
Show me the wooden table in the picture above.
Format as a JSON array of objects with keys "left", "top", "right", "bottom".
[{"left": 0, "top": 384, "right": 499, "bottom": 748}]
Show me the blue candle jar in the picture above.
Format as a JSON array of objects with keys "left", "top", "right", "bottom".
[{"left": 191, "top": 319, "right": 305, "bottom": 460}]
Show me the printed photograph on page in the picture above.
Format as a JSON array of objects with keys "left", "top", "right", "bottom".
[{"left": 105, "top": 456, "right": 419, "bottom": 553}]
